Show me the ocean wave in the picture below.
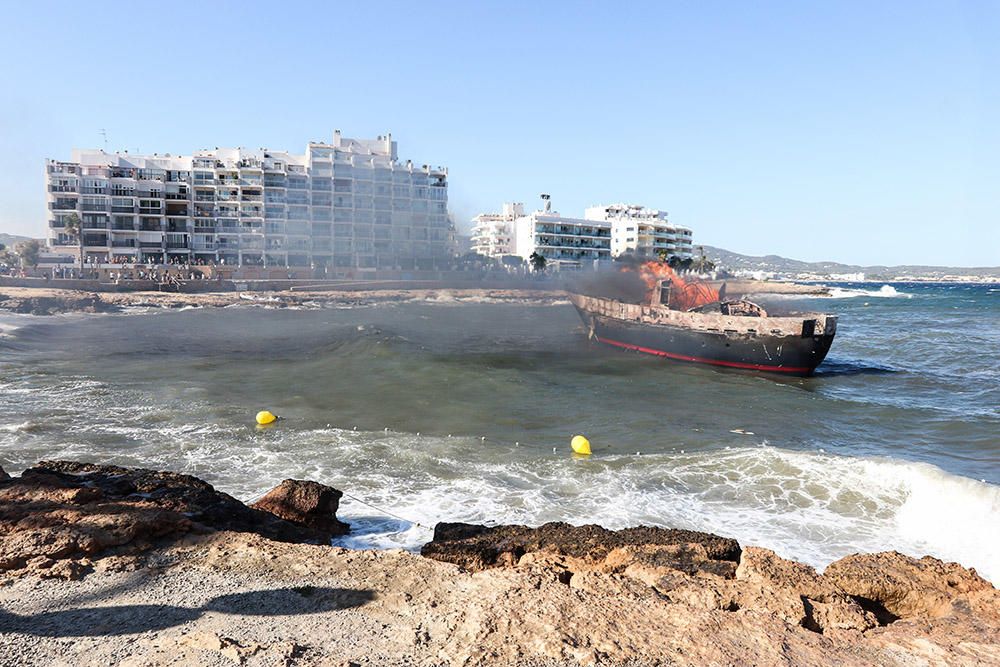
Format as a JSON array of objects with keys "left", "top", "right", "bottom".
[
  {"left": 2, "top": 412, "right": 995, "bottom": 584},
  {"left": 314, "top": 438, "right": 999, "bottom": 585},
  {"left": 826, "top": 285, "right": 911, "bottom": 299}
]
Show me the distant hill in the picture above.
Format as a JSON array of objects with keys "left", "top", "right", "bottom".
[
  {"left": 700, "top": 245, "right": 1000, "bottom": 280},
  {"left": 0, "top": 233, "right": 39, "bottom": 249}
]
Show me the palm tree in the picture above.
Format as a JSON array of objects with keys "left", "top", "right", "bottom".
[
  {"left": 63, "top": 212, "right": 84, "bottom": 270},
  {"left": 529, "top": 251, "right": 547, "bottom": 272},
  {"left": 691, "top": 246, "right": 715, "bottom": 274}
]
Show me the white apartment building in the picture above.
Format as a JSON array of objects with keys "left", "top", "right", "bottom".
[
  {"left": 511, "top": 196, "right": 612, "bottom": 266},
  {"left": 45, "top": 131, "right": 451, "bottom": 271},
  {"left": 470, "top": 202, "right": 523, "bottom": 258},
  {"left": 584, "top": 203, "right": 693, "bottom": 259}
]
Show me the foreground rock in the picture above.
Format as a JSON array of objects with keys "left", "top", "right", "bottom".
[
  {"left": 251, "top": 479, "right": 349, "bottom": 538},
  {"left": 0, "top": 460, "right": 347, "bottom": 577},
  {"left": 1, "top": 462, "right": 998, "bottom": 666}
]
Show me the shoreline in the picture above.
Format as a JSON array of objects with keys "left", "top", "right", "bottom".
[
  {"left": 0, "top": 280, "right": 829, "bottom": 316},
  {"left": 0, "top": 286, "right": 570, "bottom": 316},
  {"left": 1, "top": 460, "right": 997, "bottom": 666}
]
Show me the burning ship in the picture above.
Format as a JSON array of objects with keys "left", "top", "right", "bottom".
[{"left": 569, "top": 262, "right": 837, "bottom": 376}]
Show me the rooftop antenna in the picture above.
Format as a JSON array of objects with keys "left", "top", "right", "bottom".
[
  {"left": 540, "top": 193, "right": 551, "bottom": 213},
  {"left": 99, "top": 128, "right": 108, "bottom": 150}
]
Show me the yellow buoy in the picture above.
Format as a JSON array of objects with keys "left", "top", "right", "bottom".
[
  {"left": 571, "top": 434, "right": 591, "bottom": 455},
  {"left": 256, "top": 410, "right": 277, "bottom": 426}
]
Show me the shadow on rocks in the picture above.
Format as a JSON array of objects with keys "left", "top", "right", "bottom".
[{"left": 0, "top": 586, "right": 375, "bottom": 637}]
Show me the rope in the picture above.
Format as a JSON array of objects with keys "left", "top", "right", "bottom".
[{"left": 341, "top": 492, "right": 433, "bottom": 531}]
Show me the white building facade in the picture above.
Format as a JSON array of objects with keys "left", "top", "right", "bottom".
[
  {"left": 45, "top": 131, "right": 451, "bottom": 271},
  {"left": 584, "top": 203, "right": 693, "bottom": 259},
  {"left": 470, "top": 202, "right": 523, "bottom": 258},
  {"left": 511, "top": 197, "right": 611, "bottom": 266}
]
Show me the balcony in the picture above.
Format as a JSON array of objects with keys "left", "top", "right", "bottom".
[
  {"left": 194, "top": 225, "right": 216, "bottom": 233},
  {"left": 138, "top": 207, "right": 162, "bottom": 215},
  {"left": 50, "top": 201, "right": 78, "bottom": 211},
  {"left": 112, "top": 240, "right": 137, "bottom": 248},
  {"left": 49, "top": 184, "right": 78, "bottom": 193},
  {"left": 139, "top": 241, "right": 163, "bottom": 249},
  {"left": 165, "top": 192, "right": 188, "bottom": 200},
  {"left": 192, "top": 242, "right": 216, "bottom": 251},
  {"left": 81, "top": 202, "right": 110, "bottom": 212}
]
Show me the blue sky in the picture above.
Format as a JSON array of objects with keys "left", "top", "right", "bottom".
[{"left": 1, "top": 1, "right": 997, "bottom": 266}]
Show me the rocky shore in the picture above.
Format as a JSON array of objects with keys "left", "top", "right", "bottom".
[
  {"left": 0, "top": 286, "right": 568, "bottom": 316},
  {"left": 2, "top": 461, "right": 996, "bottom": 666},
  {"left": 0, "top": 279, "right": 827, "bottom": 316}
]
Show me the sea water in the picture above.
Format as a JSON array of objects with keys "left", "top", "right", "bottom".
[{"left": 0, "top": 282, "right": 997, "bottom": 582}]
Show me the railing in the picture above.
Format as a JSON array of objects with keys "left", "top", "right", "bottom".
[
  {"left": 165, "top": 193, "right": 188, "bottom": 200},
  {"left": 49, "top": 185, "right": 78, "bottom": 193},
  {"left": 50, "top": 201, "right": 78, "bottom": 210},
  {"left": 111, "top": 206, "right": 135, "bottom": 213},
  {"left": 81, "top": 203, "right": 110, "bottom": 212}
]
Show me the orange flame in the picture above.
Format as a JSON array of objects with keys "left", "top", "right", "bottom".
[{"left": 630, "top": 261, "right": 719, "bottom": 311}]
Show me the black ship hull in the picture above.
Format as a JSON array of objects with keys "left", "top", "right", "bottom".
[{"left": 575, "top": 308, "right": 835, "bottom": 376}]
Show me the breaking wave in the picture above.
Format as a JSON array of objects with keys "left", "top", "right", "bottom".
[
  {"left": 827, "top": 285, "right": 911, "bottom": 299},
  {"left": 323, "top": 440, "right": 999, "bottom": 584}
]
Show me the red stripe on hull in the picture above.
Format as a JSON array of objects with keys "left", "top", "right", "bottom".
[{"left": 596, "top": 336, "right": 812, "bottom": 374}]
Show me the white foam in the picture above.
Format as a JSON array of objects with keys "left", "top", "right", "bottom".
[
  {"left": 827, "top": 285, "right": 911, "bottom": 299},
  {"left": 323, "top": 441, "right": 999, "bottom": 584},
  {"left": 1, "top": 409, "right": 995, "bottom": 584}
]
